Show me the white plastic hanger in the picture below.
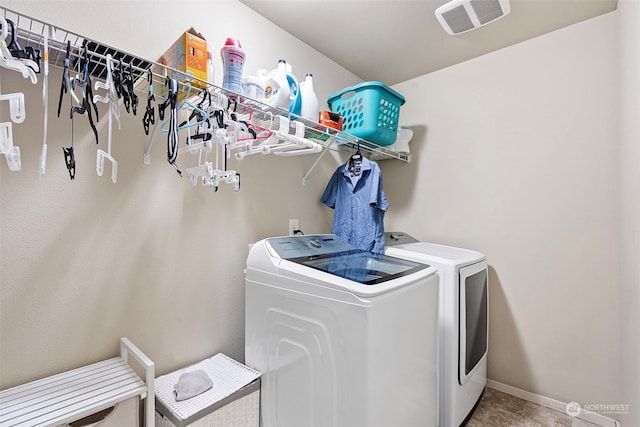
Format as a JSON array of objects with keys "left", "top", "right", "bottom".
[
  {"left": 273, "top": 120, "right": 322, "bottom": 156},
  {"left": 39, "top": 25, "right": 52, "bottom": 177},
  {"left": 259, "top": 116, "right": 322, "bottom": 156},
  {"left": 0, "top": 121, "right": 20, "bottom": 171},
  {"left": 93, "top": 54, "right": 120, "bottom": 183},
  {"left": 0, "top": 121, "right": 13, "bottom": 154},
  {"left": 0, "top": 92, "right": 26, "bottom": 123},
  {"left": 0, "top": 17, "right": 37, "bottom": 84}
]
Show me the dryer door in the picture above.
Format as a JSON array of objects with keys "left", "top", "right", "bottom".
[{"left": 458, "top": 261, "right": 488, "bottom": 385}]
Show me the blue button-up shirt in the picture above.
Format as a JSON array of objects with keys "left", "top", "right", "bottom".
[{"left": 321, "top": 157, "right": 388, "bottom": 253}]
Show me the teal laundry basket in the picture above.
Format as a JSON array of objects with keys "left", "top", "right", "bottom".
[{"left": 328, "top": 81, "right": 405, "bottom": 146}]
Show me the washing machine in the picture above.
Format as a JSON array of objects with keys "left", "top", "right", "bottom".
[
  {"left": 385, "top": 232, "right": 488, "bottom": 427},
  {"left": 245, "top": 234, "right": 440, "bottom": 427}
]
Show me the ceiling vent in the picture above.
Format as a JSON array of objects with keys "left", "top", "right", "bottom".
[{"left": 435, "top": 0, "right": 511, "bottom": 35}]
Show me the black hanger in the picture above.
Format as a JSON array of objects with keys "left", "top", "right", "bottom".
[
  {"left": 57, "top": 41, "right": 71, "bottom": 118},
  {"left": 123, "top": 61, "right": 138, "bottom": 115},
  {"left": 69, "top": 41, "right": 99, "bottom": 145},
  {"left": 142, "top": 69, "right": 155, "bottom": 135},
  {"left": 348, "top": 142, "right": 363, "bottom": 177},
  {"left": 163, "top": 78, "right": 181, "bottom": 175}
]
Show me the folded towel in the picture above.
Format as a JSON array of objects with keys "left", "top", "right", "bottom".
[{"left": 174, "top": 369, "right": 213, "bottom": 401}]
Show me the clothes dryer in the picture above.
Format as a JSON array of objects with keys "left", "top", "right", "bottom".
[
  {"left": 385, "top": 232, "right": 488, "bottom": 427},
  {"left": 245, "top": 234, "right": 439, "bottom": 427}
]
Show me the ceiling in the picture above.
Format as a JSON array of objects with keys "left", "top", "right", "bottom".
[{"left": 240, "top": 0, "right": 617, "bottom": 85}]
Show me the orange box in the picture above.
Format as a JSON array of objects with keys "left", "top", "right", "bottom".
[
  {"left": 160, "top": 28, "right": 208, "bottom": 97},
  {"left": 319, "top": 110, "right": 343, "bottom": 130}
]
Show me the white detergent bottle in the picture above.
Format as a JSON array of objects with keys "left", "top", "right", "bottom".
[
  {"left": 299, "top": 73, "right": 319, "bottom": 122},
  {"left": 263, "top": 59, "right": 290, "bottom": 110},
  {"left": 221, "top": 38, "right": 245, "bottom": 94}
]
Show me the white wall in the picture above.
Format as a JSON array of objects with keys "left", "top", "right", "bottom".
[
  {"left": 618, "top": 1, "right": 640, "bottom": 426},
  {"left": 384, "top": 12, "right": 621, "bottom": 409},
  {"left": 0, "top": 0, "right": 358, "bottom": 388}
]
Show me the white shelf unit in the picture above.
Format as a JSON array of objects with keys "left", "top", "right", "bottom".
[{"left": 0, "top": 337, "right": 155, "bottom": 427}]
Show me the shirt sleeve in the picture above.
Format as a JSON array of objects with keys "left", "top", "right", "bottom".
[
  {"left": 321, "top": 168, "right": 339, "bottom": 209},
  {"left": 368, "top": 164, "right": 388, "bottom": 212}
]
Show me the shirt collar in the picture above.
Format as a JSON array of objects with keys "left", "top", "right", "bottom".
[{"left": 341, "top": 156, "right": 373, "bottom": 177}]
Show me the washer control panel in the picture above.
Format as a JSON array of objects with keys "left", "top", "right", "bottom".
[{"left": 265, "top": 235, "right": 354, "bottom": 259}]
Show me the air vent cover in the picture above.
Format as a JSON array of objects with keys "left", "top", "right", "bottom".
[{"left": 435, "top": 0, "right": 510, "bottom": 35}]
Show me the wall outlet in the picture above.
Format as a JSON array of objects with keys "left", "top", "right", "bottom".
[{"left": 289, "top": 219, "right": 299, "bottom": 236}]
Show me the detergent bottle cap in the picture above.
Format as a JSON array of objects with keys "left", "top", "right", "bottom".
[{"left": 225, "top": 38, "right": 242, "bottom": 48}]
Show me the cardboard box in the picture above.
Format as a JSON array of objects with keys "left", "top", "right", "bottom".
[{"left": 160, "top": 28, "right": 208, "bottom": 96}]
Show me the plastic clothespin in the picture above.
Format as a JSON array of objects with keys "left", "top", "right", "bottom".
[
  {"left": 63, "top": 146, "right": 75, "bottom": 180},
  {"left": 5, "top": 145, "right": 21, "bottom": 171}
]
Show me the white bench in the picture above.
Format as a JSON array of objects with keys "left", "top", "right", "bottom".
[{"left": 0, "top": 337, "right": 155, "bottom": 427}]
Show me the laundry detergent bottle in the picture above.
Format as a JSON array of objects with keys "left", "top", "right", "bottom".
[
  {"left": 263, "top": 59, "right": 290, "bottom": 110},
  {"left": 299, "top": 73, "right": 319, "bottom": 122},
  {"left": 221, "top": 38, "right": 245, "bottom": 94}
]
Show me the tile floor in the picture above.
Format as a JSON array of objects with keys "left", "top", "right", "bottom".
[{"left": 465, "top": 388, "right": 603, "bottom": 427}]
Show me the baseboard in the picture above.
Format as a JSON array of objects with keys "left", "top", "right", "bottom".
[{"left": 486, "top": 379, "right": 621, "bottom": 427}]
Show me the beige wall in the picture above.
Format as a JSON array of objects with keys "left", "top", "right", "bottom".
[
  {"left": 0, "top": 0, "right": 358, "bottom": 388},
  {"left": 1, "top": 1, "right": 635, "bottom": 423},
  {"left": 618, "top": 1, "right": 640, "bottom": 426},
  {"left": 384, "top": 12, "right": 621, "bottom": 409}
]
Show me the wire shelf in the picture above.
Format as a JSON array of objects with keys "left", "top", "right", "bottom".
[{"left": 0, "top": 6, "right": 411, "bottom": 164}]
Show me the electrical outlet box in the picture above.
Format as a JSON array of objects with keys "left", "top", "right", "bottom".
[{"left": 289, "top": 219, "right": 299, "bottom": 236}]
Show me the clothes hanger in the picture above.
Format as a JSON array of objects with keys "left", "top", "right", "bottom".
[
  {"left": 272, "top": 120, "right": 322, "bottom": 156},
  {"left": 348, "top": 141, "right": 363, "bottom": 176},
  {"left": 0, "top": 92, "right": 26, "bottom": 123},
  {"left": 57, "top": 40, "right": 71, "bottom": 117},
  {"left": 0, "top": 121, "right": 13, "bottom": 154},
  {"left": 5, "top": 19, "right": 41, "bottom": 74},
  {"left": 122, "top": 61, "right": 137, "bottom": 115},
  {"left": 0, "top": 17, "right": 37, "bottom": 83},
  {"left": 69, "top": 41, "right": 98, "bottom": 145},
  {"left": 259, "top": 116, "right": 322, "bottom": 156},
  {"left": 160, "top": 82, "right": 207, "bottom": 133},
  {"left": 39, "top": 24, "right": 51, "bottom": 177},
  {"left": 163, "top": 78, "right": 181, "bottom": 174},
  {"left": 93, "top": 54, "right": 121, "bottom": 183},
  {"left": 142, "top": 68, "right": 155, "bottom": 135},
  {"left": 1, "top": 121, "right": 21, "bottom": 171},
  {"left": 143, "top": 73, "right": 172, "bottom": 165}
]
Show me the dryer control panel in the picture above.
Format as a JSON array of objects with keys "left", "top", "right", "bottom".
[{"left": 385, "top": 232, "right": 419, "bottom": 246}]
